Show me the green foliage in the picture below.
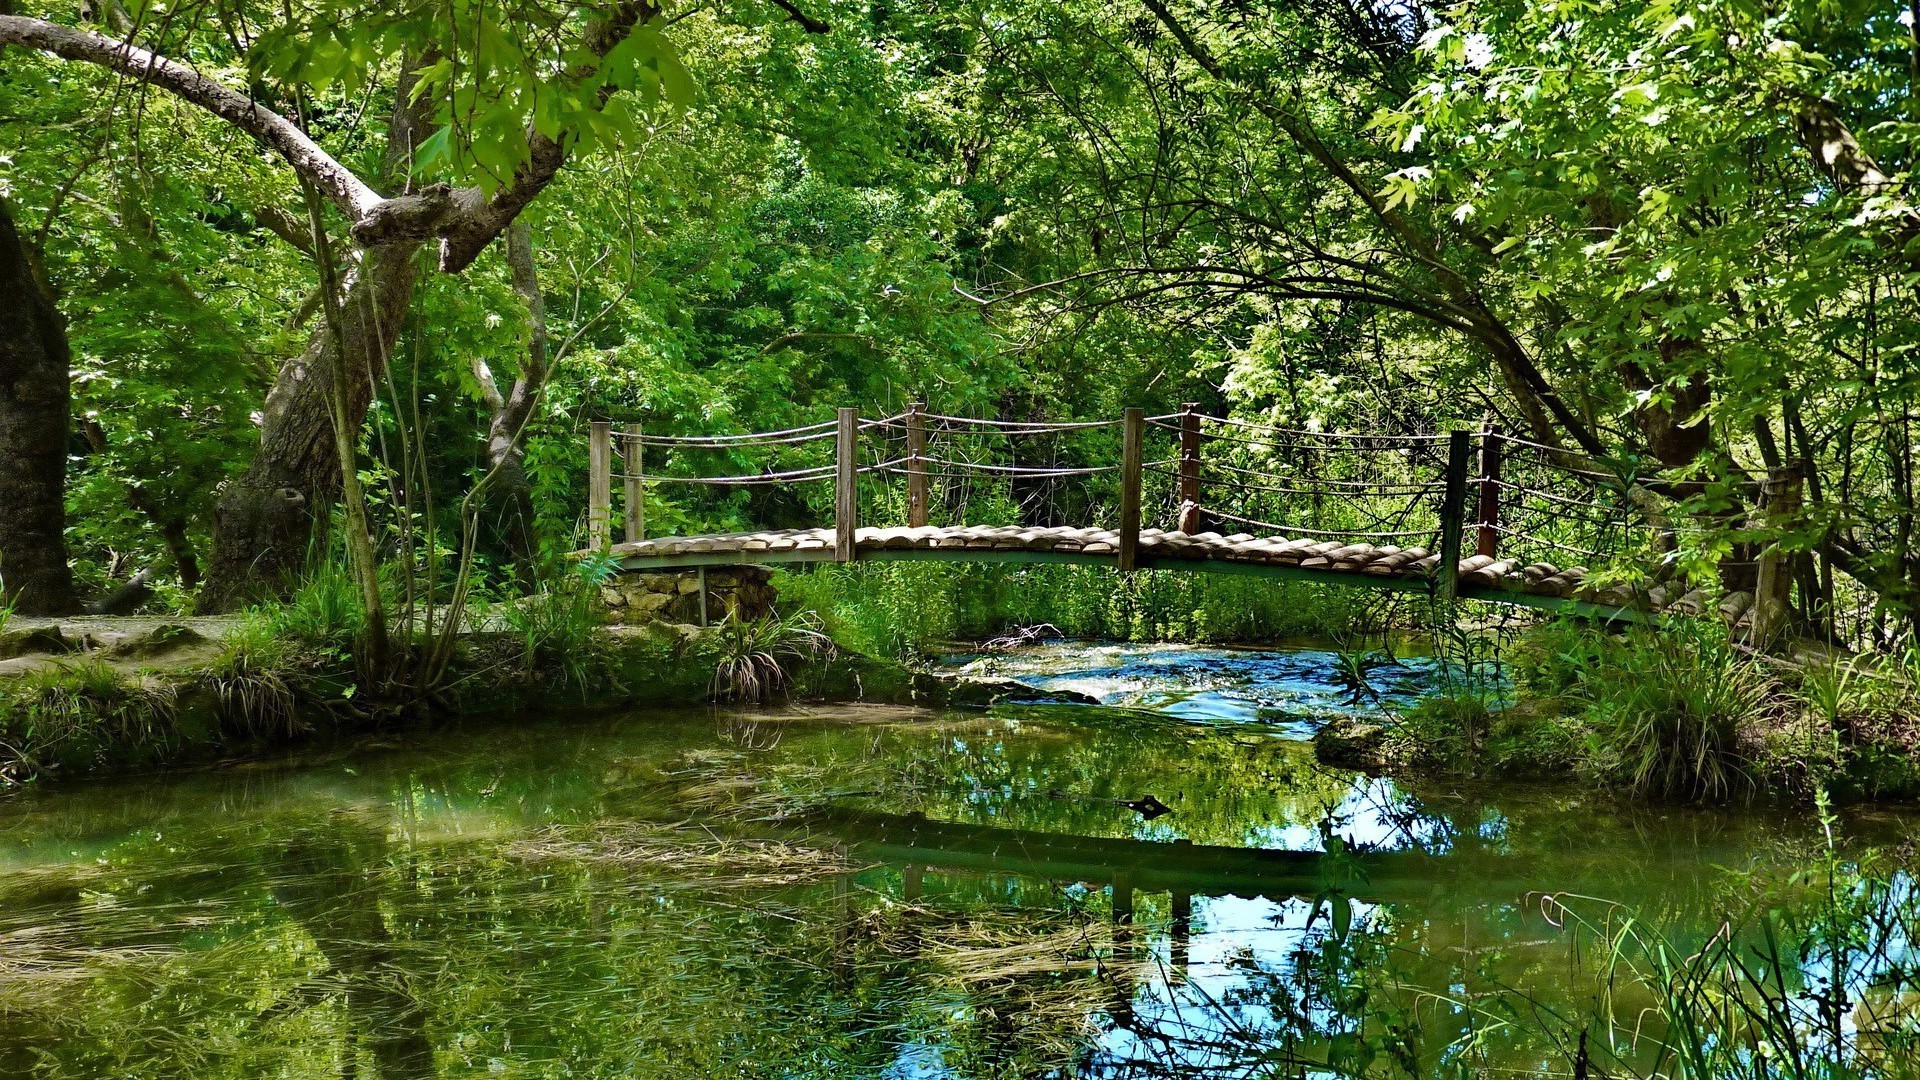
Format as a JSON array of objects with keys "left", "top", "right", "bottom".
[
  {"left": 777, "top": 562, "right": 1371, "bottom": 658},
  {"left": 0, "top": 660, "right": 175, "bottom": 783},
  {"left": 702, "top": 610, "right": 833, "bottom": 704},
  {"left": 1501, "top": 621, "right": 1776, "bottom": 801},
  {"left": 261, "top": 555, "right": 366, "bottom": 657},
  {"left": 489, "top": 568, "right": 616, "bottom": 698}
]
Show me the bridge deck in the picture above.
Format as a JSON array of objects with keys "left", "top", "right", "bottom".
[{"left": 602, "top": 524, "right": 1749, "bottom": 622}]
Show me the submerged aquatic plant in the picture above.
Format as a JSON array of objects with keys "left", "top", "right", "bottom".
[{"left": 706, "top": 611, "right": 833, "bottom": 703}]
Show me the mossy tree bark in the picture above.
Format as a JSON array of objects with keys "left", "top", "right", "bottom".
[{"left": 0, "top": 199, "right": 80, "bottom": 615}]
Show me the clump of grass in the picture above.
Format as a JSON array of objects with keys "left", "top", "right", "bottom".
[
  {"left": 705, "top": 611, "right": 833, "bottom": 703},
  {"left": 263, "top": 558, "right": 365, "bottom": 655},
  {"left": 0, "top": 660, "right": 177, "bottom": 783},
  {"left": 198, "top": 616, "right": 307, "bottom": 742},
  {"left": 1504, "top": 619, "right": 1771, "bottom": 802},
  {"left": 492, "top": 570, "right": 614, "bottom": 696}
]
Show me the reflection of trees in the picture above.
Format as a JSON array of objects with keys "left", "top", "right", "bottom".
[
  {"left": 7, "top": 705, "right": 1920, "bottom": 1078},
  {"left": 268, "top": 812, "right": 436, "bottom": 1080}
]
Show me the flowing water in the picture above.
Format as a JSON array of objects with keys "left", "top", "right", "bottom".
[{"left": 0, "top": 641, "right": 1915, "bottom": 1077}]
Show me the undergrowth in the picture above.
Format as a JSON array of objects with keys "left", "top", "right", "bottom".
[
  {"left": 1398, "top": 615, "right": 1920, "bottom": 803},
  {"left": 775, "top": 561, "right": 1381, "bottom": 658}
]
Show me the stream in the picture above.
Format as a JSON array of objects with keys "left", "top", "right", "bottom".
[{"left": 0, "top": 640, "right": 1914, "bottom": 1077}]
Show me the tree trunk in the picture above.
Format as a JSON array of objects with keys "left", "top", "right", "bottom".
[
  {"left": 482, "top": 219, "right": 550, "bottom": 579},
  {"left": 0, "top": 199, "right": 80, "bottom": 615},
  {"left": 197, "top": 240, "right": 418, "bottom": 612}
]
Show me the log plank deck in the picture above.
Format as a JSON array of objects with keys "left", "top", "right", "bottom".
[{"left": 600, "top": 524, "right": 1751, "bottom": 623}]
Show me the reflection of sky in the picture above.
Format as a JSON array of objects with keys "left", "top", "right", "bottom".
[
  {"left": 1094, "top": 893, "right": 1385, "bottom": 1078},
  {"left": 944, "top": 642, "right": 1445, "bottom": 734}
]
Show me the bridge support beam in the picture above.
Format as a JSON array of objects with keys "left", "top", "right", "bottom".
[
  {"left": 622, "top": 424, "right": 645, "bottom": 544},
  {"left": 1178, "top": 402, "right": 1203, "bottom": 534},
  {"left": 1436, "top": 429, "right": 1471, "bottom": 603},
  {"left": 588, "top": 420, "right": 612, "bottom": 551},
  {"left": 906, "top": 402, "right": 928, "bottom": 528},
  {"left": 835, "top": 408, "right": 859, "bottom": 562},
  {"left": 1118, "top": 408, "right": 1143, "bottom": 572},
  {"left": 1476, "top": 421, "right": 1501, "bottom": 559}
]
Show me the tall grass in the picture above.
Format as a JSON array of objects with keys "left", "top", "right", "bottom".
[
  {"left": 775, "top": 561, "right": 1379, "bottom": 657},
  {"left": 1504, "top": 620, "right": 1771, "bottom": 801}
]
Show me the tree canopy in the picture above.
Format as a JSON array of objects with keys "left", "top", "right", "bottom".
[{"left": 3, "top": 0, "right": 1919, "bottom": 644}]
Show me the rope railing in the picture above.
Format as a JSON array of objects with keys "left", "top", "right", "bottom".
[{"left": 583, "top": 405, "right": 1759, "bottom": 605}]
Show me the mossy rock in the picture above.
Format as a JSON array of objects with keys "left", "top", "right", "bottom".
[
  {"left": 0, "top": 626, "right": 75, "bottom": 659},
  {"left": 1314, "top": 717, "right": 1389, "bottom": 771},
  {"left": 106, "top": 625, "right": 209, "bottom": 660},
  {"left": 907, "top": 671, "right": 1100, "bottom": 708}
]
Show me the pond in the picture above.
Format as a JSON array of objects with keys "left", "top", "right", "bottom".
[{"left": 0, "top": 641, "right": 1915, "bottom": 1077}]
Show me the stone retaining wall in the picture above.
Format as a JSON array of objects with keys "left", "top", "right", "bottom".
[{"left": 600, "top": 566, "right": 778, "bottom": 625}]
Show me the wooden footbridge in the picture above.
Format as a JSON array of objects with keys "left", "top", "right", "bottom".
[{"left": 581, "top": 406, "right": 1799, "bottom": 627}]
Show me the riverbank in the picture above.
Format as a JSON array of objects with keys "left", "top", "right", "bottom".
[{"left": 0, "top": 610, "right": 1113, "bottom": 788}]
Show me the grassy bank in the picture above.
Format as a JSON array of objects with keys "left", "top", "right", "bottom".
[{"left": 1365, "top": 617, "right": 1920, "bottom": 804}]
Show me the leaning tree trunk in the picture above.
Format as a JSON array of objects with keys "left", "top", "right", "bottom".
[
  {"left": 197, "top": 240, "right": 418, "bottom": 612},
  {"left": 0, "top": 199, "right": 80, "bottom": 615}
]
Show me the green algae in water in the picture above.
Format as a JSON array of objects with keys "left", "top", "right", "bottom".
[{"left": 0, "top": 643, "right": 1917, "bottom": 1077}]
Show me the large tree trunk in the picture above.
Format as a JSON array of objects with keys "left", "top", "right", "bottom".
[
  {"left": 0, "top": 199, "right": 80, "bottom": 615},
  {"left": 197, "top": 241, "right": 418, "bottom": 612}
]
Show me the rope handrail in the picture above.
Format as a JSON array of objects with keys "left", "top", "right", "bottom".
[
  {"left": 1208, "top": 508, "right": 1440, "bottom": 541},
  {"left": 1183, "top": 429, "right": 1448, "bottom": 458},
  {"left": 1489, "top": 477, "right": 1634, "bottom": 514},
  {"left": 1487, "top": 523, "right": 1604, "bottom": 560},
  {"left": 1199, "top": 460, "right": 1444, "bottom": 493},
  {"left": 903, "top": 456, "right": 1122, "bottom": 477},
  {"left": 1200, "top": 414, "right": 1449, "bottom": 444},
  {"left": 629, "top": 421, "right": 837, "bottom": 446},
  {"left": 619, "top": 465, "right": 836, "bottom": 486},
  {"left": 914, "top": 412, "right": 1125, "bottom": 431}
]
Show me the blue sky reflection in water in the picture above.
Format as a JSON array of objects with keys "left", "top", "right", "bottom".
[
  {"left": 0, "top": 641, "right": 1915, "bottom": 1077},
  {"left": 942, "top": 641, "right": 1443, "bottom": 732}
]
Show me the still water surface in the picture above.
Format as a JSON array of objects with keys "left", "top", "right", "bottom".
[{"left": 0, "top": 642, "right": 1912, "bottom": 1077}]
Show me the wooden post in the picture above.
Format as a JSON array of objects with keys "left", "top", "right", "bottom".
[
  {"left": 1436, "top": 429, "right": 1471, "bottom": 602},
  {"left": 588, "top": 420, "right": 612, "bottom": 551},
  {"left": 1111, "top": 868, "right": 1134, "bottom": 926},
  {"left": 1752, "top": 465, "right": 1803, "bottom": 646},
  {"left": 1171, "top": 887, "right": 1192, "bottom": 984},
  {"left": 907, "top": 401, "right": 929, "bottom": 528},
  {"left": 1178, "top": 402, "right": 1202, "bottom": 534},
  {"left": 621, "top": 424, "right": 645, "bottom": 544},
  {"left": 1118, "top": 407, "right": 1144, "bottom": 572},
  {"left": 1475, "top": 421, "right": 1502, "bottom": 559},
  {"left": 836, "top": 407, "right": 859, "bottom": 563}
]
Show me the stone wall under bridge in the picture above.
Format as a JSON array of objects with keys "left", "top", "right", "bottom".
[{"left": 599, "top": 565, "right": 778, "bottom": 625}]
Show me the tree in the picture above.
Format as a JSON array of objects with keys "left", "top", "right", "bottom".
[
  {"left": 0, "top": 4, "right": 690, "bottom": 609},
  {"left": 0, "top": 198, "right": 80, "bottom": 615}
]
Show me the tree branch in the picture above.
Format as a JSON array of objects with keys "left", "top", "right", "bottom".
[
  {"left": 0, "top": 15, "right": 380, "bottom": 221},
  {"left": 767, "top": 0, "right": 829, "bottom": 34}
]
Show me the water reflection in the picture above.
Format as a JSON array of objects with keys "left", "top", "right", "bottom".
[{"left": 0, "top": 641, "right": 1914, "bottom": 1076}]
